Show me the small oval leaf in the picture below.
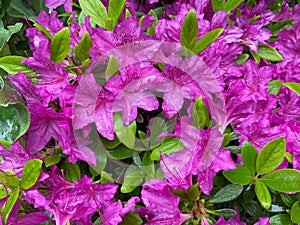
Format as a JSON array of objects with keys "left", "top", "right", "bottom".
[
  {"left": 114, "top": 112, "right": 136, "bottom": 149},
  {"left": 291, "top": 201, "right": 300, "bottom": 223},
  {"left": 210, "top": 184, "right": 243, "bottom": 203},
  {"left": 256, "top": 45, "right": 283, "bottom": 62},
  {"left": 20, "top": 159, "right": 43, "bottom": 190},
  {"left": 256, "top": 137, "right": 286, "bottom": 175},
  {"left": 50, "top": 27, "right": 71, "bottom": 64},
  {"left": 269, "top": 214, "right": 293, "bottom": 225},
  {"left": 260, "top": 169, "right": 300, "bottom": 192},
  {"left": 180, "top": 10, "right": 198, "bottom": 50},
  {"left": 223, "top": 164, "right": 252, "bottom": 185},
  {"left": 283, "top": 82, "right": 300, "bottom": 96},
  {"left": 241, "top": 141, "right": 258, "bottom": 175},
  {"left": 255, "top": 180, "right": 271, "bottom": 209}
]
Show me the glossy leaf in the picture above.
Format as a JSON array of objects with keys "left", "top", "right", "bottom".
[
  {"left": 50, "top": 27, "right": 71, "bottom": 64},
  {"left": 256, "top": 45, "right": 283, "bottom": 62},
  {"left": 20, "top": 159, "right": 43, "bottom": 190},
  {"left": 268, "top": 80, "right": 282, "bottom": 95},
  {"left": 7, "top": 0, "right": 36, "bottom": 19},
  {"left": 44, "top": 155, "right": 61, "bottom": 167},
  {"left": 147, "top": 10, "right": 158, "bottom": 35},
  {"left": 120, "top": 211, "right": 143, "bottom": 225},
  {"left": 241, "top": 141, "right": 258, "bottom": 175},
  {"left": 180, "top": 10, "right": 198, "bottom": 50},
  {"left": 114, "top": 112, "right": 137, "bottom": 149},
  {"left": 260, "top": 169, "right": 300, "bottom": 192},
  {"left": 149, "top": 115, "right": 174, "bottom": 148},
  {"left": 0, "top": 103, "right": 30, "bottom": 146},
  {"left": 74, "top": 32, "right": 92, "bottom": 63},
  {"left": 280, "top": 194, "right": 296, "bottom": 208},
  {"left": 150, "top": 137, "right": 184, "bottom": 160},
  {"left": 269, "top": 214, "right": 293, "bottom": 225},
  {"left": 0, "top": 56, "right": 38, "bottom": 77},
  {"left": 79, "top": 0, "right": 108, "bottom": 28},
  {"left": 62, "top": 160, "right": 81, "bottom": 183},
  {"left": 209, "top": 208, "right": 237, "bottom": 219},
  {"left": 235, "top": 53, "right": 249, "bottom": 65},
  {"left": 256, "top": 137, "right": 286, "bottom": 175},
  {"left": 223, "top": 164, "right": 252, "bottom": 185},
  {"left": 211, "top": 0, "right": 225, "bottom": 12},
  {"left": 108, "top": 0, "right": 126, "bottom": 28},
  {"left": 255, "top": 180, "right": 271, "bottom": 209},
  {"left": 106, "top": 56, "right": 120, "bottom": 80},
  {"left": 210, "top": 184, "right": 243, "bottom": 203},
  {"left": 224, "top": 0, "right": 244, "bottom": 12},
  {"left": 283, "top": 82, "right": 300, "bottom": 96},
  {"left": 121, "top": 168, "right": 144, "bottom": 193},
  {"left": 108, "top": 145, "right": 134, "bottom": 159},
  {"left": 0, "top": 23, "right": 22, "bottom": 50},
  {"left": 191, "top": 96, "right": 210, "bottom": 129},
  {"left": 291, "top": 201, "right": 300, "bottom": 223},
  {"left": 100, "top": 171, "right": 114, "bottom": 184},
  {"left": 192, "top": 28, "right": 224, "bottom": 54},
  {"left": 1, "top": 188, "right": 20, "bottom": 224},
  {"left": 0, "top": 170, "right": 19, "bottom": 188}
]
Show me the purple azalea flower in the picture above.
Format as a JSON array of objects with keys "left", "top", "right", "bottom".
[
  {"left": 105, "top": 64, "right": 161, "bottom": 126},
  {"left": 45, "top": 0, "right": 73, "bottom": 12},
  {"left": 136, "top": 178, "right": 191, "bottom": 224},
  {"left": 0, "top": 199, "right": 50, "bottom": 225},
  {"left": 26, "top": 172, "right": 138, "bottom": 225},
  {"left": 215, "top": 207, "right": 246, "bottom": 225},
  {"left": 0, "top": 142, "right": 39, "bottom": 177},
  {"left": 254, "top": 217, "right": 270, "bottom": 225}
]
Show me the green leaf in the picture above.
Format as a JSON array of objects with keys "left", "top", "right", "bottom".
[
  {"left": 114, "top": 112, "right": 136, "bottom": 149},
  {"left": 210, "top": 184, "right": 243, "bottom": 203},
  {"left": 106, "top": 56, "right": 120, "bottom": 80},
  {"left": 171, "top": 183, "right": 200, "bottom": 202},
  {"left": 20, "top": 159, "right": 43, "bottom": 190},
  {"left": 147, "top": 10, "right": 159, "bottom": 35},
  {"left": 291, "top": 201, "right": 300, "bottom": 223},
  {"left": 108, "top": 145, "right": 134, "bottom": 159},
  {"left": 193, "top": 28, "right": 224, "bottom": 54},
  {"left": 211, "top": 0, "right": 225, "bottom": 12},
  {"left": 255, "top": 180, "right": 271, "bottom": 209},
  {"left": 0, "top": 170, "right": 19, "bottom": 188},
  {"left": 74, "top": 32, "right": 92, "bottom": 63},
  {"left": 260, "top": 169, "right": 300, "bottom": 192},
  {"left": 268, "top": 80, "right": 282, "bottom": 95},
  {"left": 1, "top": 188, "right": 20, "bottom": 224},
  {"left": 250, "top": 50, "right": 261, "bottom": 64},
  {"left": 191, "top": 96, "right": 210, "bottom": 129},
  {"left": 256, "top": 45, "right": 283, "bottom": 62},
  {"left": 0, "top": 56, "right": 38, "bottom": 77},
  {"left": 149, "top": 115, "right": 174, "bottom": 148},
  {"left": 269, "top": 214, "right": 293, "bottom": 225},
  {"left": 180, "top": 10, "right": 198, "bottom": 50},
  {"left": 0, "top": 76, "right": 3, "bottom": 91},
  {"left": 224, "top": 0, "right": 244, "bottom": 12},
  {"left": 120, "top": 211, "right": 143, "bottom": 225},
  {"left": 100, "top": 171, "right": 114, "bottom": 184},
  {"left": 79, "top": 0, "right": 108, "bottom": 29},
  {"left": 256, "top": 137, "right": 286, "bottom": 175},
  {"left": 50, "top": 27, "right": 71, "bottom": 64},
  {"left": 235, "top": 53, "right": 249, "bottom": 65},
  {"left": 62, "top": 160, "right": 81, "bottom": 183},
  {"left": 280, "top": 194, "right": 296, "bottom": 208},
  {"left": 243, "top": 201, "right": 263, "bottom": 217},
  {"left": 0, "top": 23, "right": 22, "bottom": 50},
  {"left": 121, "top": 168, "right": 144, "bottom": 193},
  {"left": 44, "top": 155, "right": 61, "bottom": 167},
  {"left": 209, "top": 208, "right": 237, "bottom": 219},
  {"left": 0, "top": 103, "right": 30, "bottom": 145},
  {"left": 142, "top": 151, "right": 155, "bottom": 180},
  {"left": 285, "top": 152, "right": 293, "bottom": 164},
  {"left": 283, "top": 82, "right": 300, "bottom": 96},
  {"left": 150, "top": 137, "right": 184, "bottom": 161},
  {"left": 108, "top": 0, "right": 126, "bottom": 29},
  {"left": 223, "top": 164, "right": 252, "bottom": 185},
  {"left": 7, "top": 0, "right": 36, "bottom": 19},
  {"left": 241, "top": 141, "right": 258, "bottom": 175},
  {"left": 32, "top": 21, "right": 53, "bottom": 40}
]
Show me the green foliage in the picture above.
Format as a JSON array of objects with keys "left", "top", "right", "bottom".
[
  {"left": 20, "top": 159, "right": 43, "bottom": 190},
  {"left": 114, "top": 112, "right": 137, "bottom": 149},
  {"left": 150, "top": 137, "right": 184, "bottom": 160},
  {"left": 108, "top": 0, "right": 126, "bottom": 28},
  {"left": 269, "top": 214, "right": 293, "bottom": 225},
  {"left": 268, "top": 80, "right": 282, "bottom": 95},
  {"left": 291, "top": 201, "right": 300, "bottom": 223},
  {"left": 241, "top": 141, "right": 258, "bottom": 175},
  {"left": 260, "top": 169, "right": 300, "bottom": 192},
  {"left": 106, "top": 55, "right": 120, "bottom": 80},
  {"left": 210, "top": 184, "right": 243, "bottom": 203},
  {"left": 255, "top": 180, "right": 271, "bottom": 209},
  {"left": 74, "top": 32, "right": 92, "bottom": 64},
  {"left": 50, "top": 27, "right": 72, "bottom": 64},
  {"left": 0, "top": 56, "right": 38, "bottom": 77},
  {"left": 191, "top": 96, "right": 210, "bottom": 129},
  {"left": 0, "top": 103, "right": 30, "bottom": 148},
  {"left": 62, "top": 160, "right": 81, "bottom": 183},
  {"left": 223, "top": 164, "right": 252, "bottom": 185},
  {"left": 180, "top": 10, "right": 198, "bottom": 50},
  {"left": 256, "top": 137, "right": 286, "bottom": 175},
  {"left": 1, "top": 188, "right": 20, "bottom": 224},
  {"left": 256, "top": 45, "right": 283, "bottom": 62},
  {"left": 0, "top": 23, "right": 22, "bottom": 51},
  {"left": 283, "top": 82, "right": 300, "bottom": 96}
]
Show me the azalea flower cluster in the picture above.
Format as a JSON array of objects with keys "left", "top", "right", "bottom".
[{"left": 0, "top": 0, "right": 300, "bottom": 225}]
